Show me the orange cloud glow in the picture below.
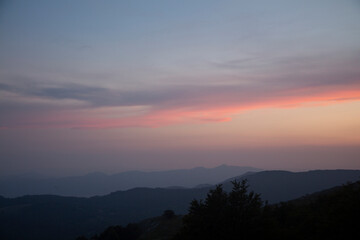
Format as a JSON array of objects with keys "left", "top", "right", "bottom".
[
  {"left": 1, "top": 86, "right": 360, "bottom": 130},
  {"left": 39, "top": 88, "right": 360, "bottom": 129}
]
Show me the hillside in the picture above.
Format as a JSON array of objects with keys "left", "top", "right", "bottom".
[
  {"left": 77, "top": 180, "right": 360, "bottom": 240},
  {"left": 222, "top": 169, "right": 360, "bottom": 203},
  {"left": 0, "top": 169, "right": 359, "bottom": 240},
  {"left": 0, "top": 188, "right": 209, "bottom": 240}
]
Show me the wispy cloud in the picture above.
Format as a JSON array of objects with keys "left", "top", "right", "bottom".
[
  {"left": 1, "top": 83, "right": 360, "bottom": 129},
  {"left": 1, "top": 50, "right": 360, "bottom": 129}
]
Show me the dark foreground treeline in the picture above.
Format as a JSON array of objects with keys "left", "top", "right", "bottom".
[{"left": 77, "top": 180, "right": 360, "bottom": 240}]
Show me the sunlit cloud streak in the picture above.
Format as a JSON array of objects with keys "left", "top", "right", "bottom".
[
  {"left": 1, "top": 44, "right": 360, "bottom": 129},
  {"left": 1, "top": 74, "right": 360, "bottom": 129}
]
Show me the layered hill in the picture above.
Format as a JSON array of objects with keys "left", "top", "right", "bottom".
[
  {"left": 79, "top": 179, "right": 360, "bottom": 240},
  {"left": 0, "top": 169, "right": 359, "bottom": 240},
  {"left": 0, "top": 165, "right": 259, "bottom": 197},
  {"left": 223, "top": 169, "right": 360, "bottom": 203}
]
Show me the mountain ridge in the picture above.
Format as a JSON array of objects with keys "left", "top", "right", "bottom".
[
  {"left": 0, "top": 165, "right": 260, "bottom": 197},
  {"left": 1, "top": 169, "right": 359, "bottom": 240}
]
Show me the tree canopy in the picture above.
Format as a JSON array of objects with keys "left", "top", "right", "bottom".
[
  {"left": 175, "top": 180, "right": 265, "bottom": 240},
  {"left": 175, "top": 180, "right": 360, "bottom": 240}
]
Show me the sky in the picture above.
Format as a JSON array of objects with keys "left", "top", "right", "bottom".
[{"left": 0, "top": 0, "right": 360, "bottom": 176}]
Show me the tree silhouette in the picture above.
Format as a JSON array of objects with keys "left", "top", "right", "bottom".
[
  {"left": 163, "top": 209, "right": 175, "bottom": 219},
  {"left": 75, "top": 180, "right": 360, "bottom": 240},
  {"left": 175, "top": 180, "right": 265, "bottom": 240}
]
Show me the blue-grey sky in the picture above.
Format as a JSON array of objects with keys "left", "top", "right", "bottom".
[{"left": 0, "top": 0, "right": 360, "bottom": 176}]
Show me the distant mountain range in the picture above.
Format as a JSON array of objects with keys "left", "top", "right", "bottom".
[
  {"left": 0, "top": 165, "right": 260, "bottom": 197},
  {"left": 0, "top": 169, "right": 359, "bottom": 240}
]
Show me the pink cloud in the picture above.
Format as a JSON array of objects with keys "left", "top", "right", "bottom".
[
  {"left": 3, "top": 87, "right": 358, "bottom": 130},
  {"left": 1, "top": 77, "right": 360, "bottom": 130}
]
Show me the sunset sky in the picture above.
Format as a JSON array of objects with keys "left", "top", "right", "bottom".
[{"left": 1, "top": 0, "right": 360, "bottom": 176}]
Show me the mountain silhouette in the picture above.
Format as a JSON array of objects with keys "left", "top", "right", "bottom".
[
  {"left": 0, "top": 169, "right": 359, "bottom": 240},
  {"left": 0, "top": 165, "right": 260, "bottom": 197}
]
